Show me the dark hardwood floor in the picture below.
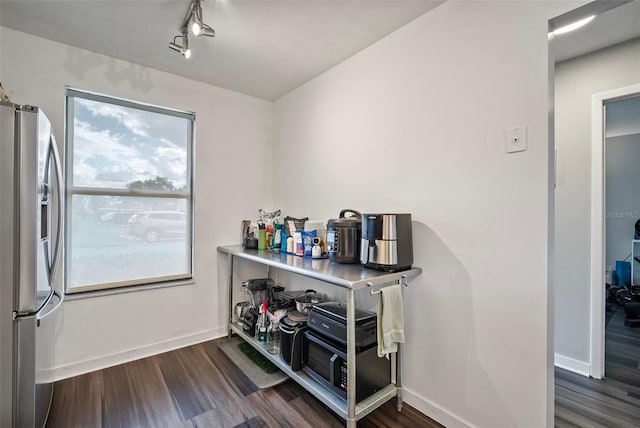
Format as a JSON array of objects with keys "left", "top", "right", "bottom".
[
  {"left": 555, "top": 308, "right": 640, "bottom": 427},
  {"left": 46, "top": 305, "right": 640, "bottom": 428},
  {"left": 46, "top": 337, "right": 443, "bottom": 428}
]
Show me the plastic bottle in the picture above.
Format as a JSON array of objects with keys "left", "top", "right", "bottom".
[
  {"left": 294, "top": 231, "right": 303, "bottom": 256},
  {"left": 272, "top": 223, "right": 283, "bottom": 250},
  {"left": 256, "top": 300, "right": 268, "bottom": 343},
  {"left": 266, "top": 224, "right": 274, "bottom": 248},
  {"left": 280, "top": 227, "right": 288, "bottom": 252},
  {"left": 268, "top": 320, "right": 280, "bottom": 354},
  {"left": 258, "top": 224, "right": 266, "bottom": 250}
]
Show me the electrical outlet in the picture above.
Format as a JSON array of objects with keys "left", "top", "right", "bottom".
[{"left": 506, "top": 126, "right": 527, "bottom": 153}]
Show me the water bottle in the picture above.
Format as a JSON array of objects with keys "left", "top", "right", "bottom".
[
  {"left": 268, "top": 320, "right": 280, "bottom": 354},
  {"left": 258, "top": 224, "right": 267, "bottom": 250}
]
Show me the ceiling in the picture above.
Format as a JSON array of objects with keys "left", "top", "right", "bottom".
[
  {"left": 4, "top": 1, "right": 639, "bottom": 100},
  {"left": 0, "top": 0, "right": 443, "bottom": 101},
  {"left": 552, "top": 0, "right": 640, "bottom": 63}
]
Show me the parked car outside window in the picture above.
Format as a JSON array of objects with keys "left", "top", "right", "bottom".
[
  {"left": 99, "top": 210, "right": 135, "bottom": 224},
  {"left": 127, "top": 211, "right": 187, "bottom": 242}
]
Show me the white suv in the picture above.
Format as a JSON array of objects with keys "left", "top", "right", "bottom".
[{"left": 127, "top": 211, "right": 187, "bottom": 242}]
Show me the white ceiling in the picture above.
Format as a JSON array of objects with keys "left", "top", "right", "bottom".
[
  {"left": 552, "top": 0, "right": 640, "bottom": 63},
  {"left": 0, "top": 0, "right": 443, "bottom": 100},
  {"left": 5, "top": 1, "right": 639, "bottom": 100}
]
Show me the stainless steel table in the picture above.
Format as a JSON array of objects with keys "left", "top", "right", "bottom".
[{"left": 218, "top": 245, "right": 422, "bottom": 427}]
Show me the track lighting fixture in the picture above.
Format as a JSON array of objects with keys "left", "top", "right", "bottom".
[
  {"left": 168, "top": 0, "right": 215, "bottom": 59},
  {"left": 190, "top": 0, "right": 215, "bottom": 38},
  {"left": 169, "top": 30, "right": 191, "bottom": 59}
]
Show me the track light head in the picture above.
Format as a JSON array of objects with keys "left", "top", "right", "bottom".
[
  {"left": 191, "top": 0, "right": 203, "bottom": 36},
  {"left": 168, "top": 32, "right": 191, "bottom": 59},
  {"left": 192, "top": 21, "right": 202, "bottom": 36},
  {"left": 190, "top": 0, "right": 215, "bottom": 37},
  {"left": 198, "top": 23, "right": 215, "bottom": 38}
]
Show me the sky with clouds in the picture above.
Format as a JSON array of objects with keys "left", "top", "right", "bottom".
[{"left": 72, "top": 98, "right": 189, "bottom": 190}]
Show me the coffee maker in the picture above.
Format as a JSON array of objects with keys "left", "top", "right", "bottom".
[{"left": 360, "top": 213, "right": 413, "bottom": 272}]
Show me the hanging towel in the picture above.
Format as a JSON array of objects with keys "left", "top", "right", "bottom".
[{"left": 377, "top": 283, "right": 405, "bottom": 358}]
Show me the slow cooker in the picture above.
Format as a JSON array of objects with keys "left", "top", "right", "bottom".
[{"left": 326, "top": 209, "right": 361, "bottom": 264}]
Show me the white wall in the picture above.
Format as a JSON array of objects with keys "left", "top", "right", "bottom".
[
  {"left": 554, "top": 37, "right": 640, "bottom": 370},
  {"left": 0, "top": 27, "right": 273, "bottom": 378},
  {"left": 274, "top": 2, "right": 576, "bottom": 427}
]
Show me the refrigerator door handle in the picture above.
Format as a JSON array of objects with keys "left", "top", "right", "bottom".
[
  {"left": 36, "top": 289, "right": 63, "bottom": 321},
  {"left": 48, "top": 134, "right": 63, "bottom": 284}
]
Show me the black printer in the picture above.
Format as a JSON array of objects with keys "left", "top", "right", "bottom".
[{"left": 307, "top": 301, "right": 378, "bottom": 348}]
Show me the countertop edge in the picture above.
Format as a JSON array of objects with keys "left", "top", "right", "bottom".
[{"left": 218, "top": 244, "right": 422, "bottom": 290}]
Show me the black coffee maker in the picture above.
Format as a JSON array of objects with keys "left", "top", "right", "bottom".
[{"left": 359, "top": 213, "right": 413, "bottom": 272}]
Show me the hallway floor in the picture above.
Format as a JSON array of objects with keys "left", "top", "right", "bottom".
[{"left": 555, "top": 308, "right": 640, "bottom": 427}]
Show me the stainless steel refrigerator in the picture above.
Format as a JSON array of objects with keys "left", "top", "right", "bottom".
[{"left": 0, "top": 101, "right": 64, "bottom": 427}]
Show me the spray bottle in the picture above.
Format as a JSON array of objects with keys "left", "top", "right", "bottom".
[{"left": 256, "top": 299, "right": 268, "bottom": 343}]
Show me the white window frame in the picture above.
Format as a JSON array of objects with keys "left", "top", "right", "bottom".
[{"left": 64, "top": 87, "right": 195, "bottom": 294}]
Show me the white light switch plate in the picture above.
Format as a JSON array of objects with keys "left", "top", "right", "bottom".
[{"left": 506, "top": 126, "right": 527, "bottom": 153}]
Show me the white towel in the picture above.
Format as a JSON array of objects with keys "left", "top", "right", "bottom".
[{"left": 377, "top": 283, "right": 405, "bottom": 358}]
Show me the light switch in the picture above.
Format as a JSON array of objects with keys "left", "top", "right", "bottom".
[{"left": 506, "top": 125, "right": 527, "bottom": 153}]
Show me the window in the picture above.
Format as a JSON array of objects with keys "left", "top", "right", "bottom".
[{"left": 65, "top": 88, "right": 194, "bottom": 293}]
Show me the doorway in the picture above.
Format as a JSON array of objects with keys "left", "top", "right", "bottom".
[
  {"left": 591, "top": 86, "right": 640, "bottom": 378},
  {"left": 551, "top": 3, "right": 640, "bottom": 425},
  {"left": 551, "top": 0, "right": 640, "bottom": 380}
]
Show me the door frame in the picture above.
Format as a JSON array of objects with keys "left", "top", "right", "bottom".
[{"left": 590, "top": 83, "right": 640, "bottom": 379}]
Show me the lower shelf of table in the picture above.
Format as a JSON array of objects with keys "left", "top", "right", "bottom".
[{"left": 228, "top": 323, "right": 399, "bottom": 422}]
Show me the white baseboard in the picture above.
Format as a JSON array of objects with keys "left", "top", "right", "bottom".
[
  {"left": 554, "top": 353, "right": 590, "bottom": 377},
  {"left": 54, "top": 327, "right": 227, "bottom": 381},
  {"left": 403, "top": 387, "right": 475, "bottom": 428}
]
